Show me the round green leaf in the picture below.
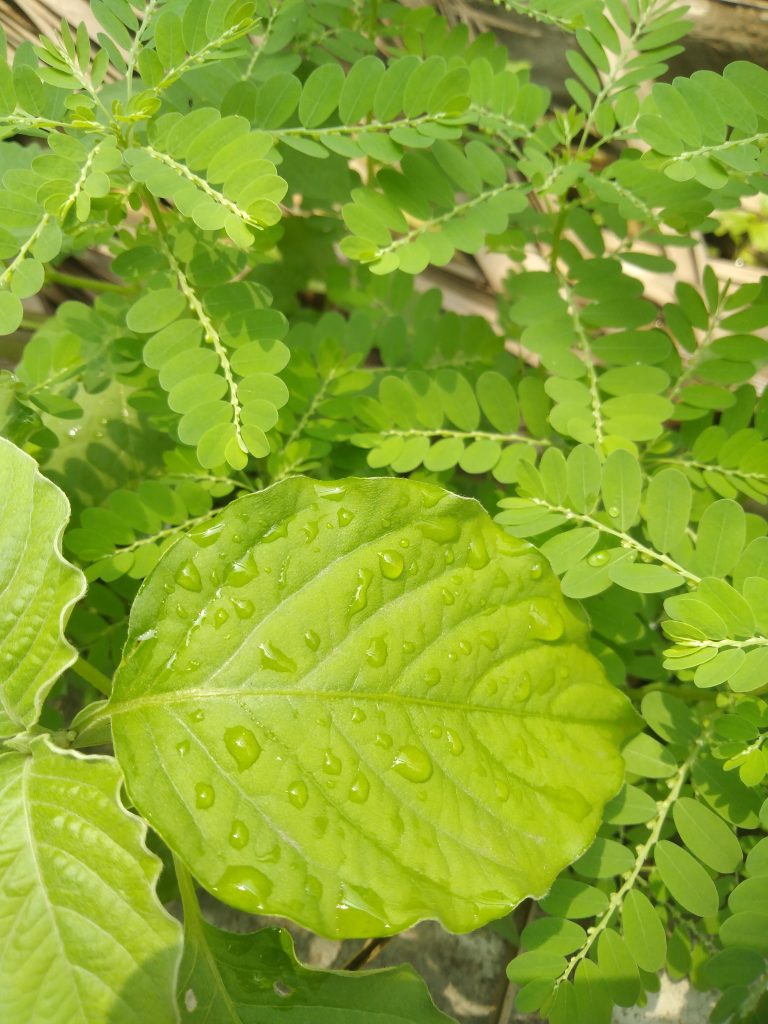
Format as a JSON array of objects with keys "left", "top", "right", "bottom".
[
  {"left": 107, "top": 477, "right": 636, "bottom": 938},
  {"left": 0, "top": 290, "right": 23, "bottom": 335},
  {"left": 127, "top": 288, "right": 187, "bottom": 333}
]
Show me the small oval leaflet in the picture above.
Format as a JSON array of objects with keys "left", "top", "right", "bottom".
[{"left": 108, "top": 477, "right": 637, "bottom": 938}]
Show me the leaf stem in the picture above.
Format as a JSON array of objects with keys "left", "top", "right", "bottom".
[
  {"left": 45, "top": 268, "right": 129, "bottom": 293},
  {"left": 556, "top": 731, "right": 707, "bottom": 986},
  {"left": 527, "top": 495, "right": 700, "bottom": 583},
  {"left": 71, "top": 657, "right": 112, "bottom": 697}
]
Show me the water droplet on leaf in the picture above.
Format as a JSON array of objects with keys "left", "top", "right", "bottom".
[
  {"left": 337, "top": 508, "right": 354, "bottom": 527},
  {"left": 392, "top": 745, "right": 433, "bottom": 783},
  {"left": 366, "top": 637, "right": 388, "bottom": 667},
  {"left": 215, "top": 865, "right": 272, "bottom": 912},
  {"left": 515, "top": 673, "right": 532, "bottom": 702},
  {"left": 195, "top": 783, "right": 215, "bottom": 809},
  {"left": 258, "top": 642, "right": 297, "bottom": 673},
  {"left": 176, "top": 560, "right": 202, "bottom": 592},
  {"left": 229, "top": 819, "right": 249, "bottom": 849},
  {"left": 232, "top": 597, "right": 255, "bottom": 619},
  {"left": 527, "top": 598, "right": 565, "bottom": 641},
  {"left": 349, "top": 568, "right": 373, "bottom": 616},
  {"left": 424, "top": 668, "right": 441, "bottom": 687},
  {"left": 446, "top": 729, "right": 464, "bottom": 755},
  {"left": 304, "top": 629, "right": 320, "bottom": 650},
  {"left": 224, "top": 726, "right": 261, "bottom": 770},
  {"left": 349, "top": 773, "right": 370, "bottom": 804},
  {"left": 467, "top": 534, "right": 489, "bottom": 569},
  {"left": 288, "top": 780, "right": 308, "bottom": 809},
  {"left": 323, "top": 750, "right": 342, "bottom": 775},
  {"left": 378, "top": 550, "right": 404, "bottom": 580}
]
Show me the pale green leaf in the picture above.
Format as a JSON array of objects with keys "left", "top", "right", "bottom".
[
  {"left": 107, "top": 477, "right": 637, "bottom": 938},
  {"left": 0, "top": 437, "right": 85, "bottom": 735},
  {"left": 0, "top": 739, "right": 181, "bottom": 1024}
]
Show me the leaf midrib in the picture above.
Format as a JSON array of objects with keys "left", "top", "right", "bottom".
[{"left": 107, "top": 679, "right": 608, "bottom": 725}]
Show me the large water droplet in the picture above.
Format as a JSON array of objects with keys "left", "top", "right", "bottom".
[
  {"left": 288, "top": 780, "right": 308, "bottom": 809},
  {"left": 322, "top": 750, "right": 342, "bottom": 775},
  {"left": 429, "top": 724, "right": 442, "bottom": 738},
  {"left": 176, "top": 560, "right": 202, "bottom": 592},
  {"left": 458, "top": 640, "right": 472, "bottom": 656},
  {"left": 215, "top": 865, "right": 272, "bottom": 913},
  {"left": 229, "top": 819, "right": 249, "bottom": 850},
  {"left": 402, "top": 639, "right": 416, "bottom": 654},
  {"left": 479, "top": 630, "right": 498, "bottom": 651},
  {"left": 190, "top": 709, "right": 205, "bottom": 723},
  {"left": 176, "top": 740, "right": 189, "bottom": 757},
  {"left": 424, "top": 667, "right": 441, "bottom": 687},
  {"left": 495, "top": 779, "right": 510, "bottom": 802},
  {"left": 392, "top": 745, "right": 432, "bottom": 783},
  {"left": 607, "top": 506, "right": 620, "bottom": 519},
  {"left": 366, "top": 637, "right": 388, "bottom": 668},
  {"left": 349, "top": 568, "right": 373, "bottom": 616},
  {"left": 349, "top": 773, "right": 370, "bottom": 804},
  {"left": 315, "top": 483, "right": 346, "bottom": 502},
  {"left": 378, "top": 550, "right": 404, "bottom": 580},
  {"left": 337, "top": 508, "right": 354, "bottom": 527},
  {"left": 262, "top": 520, "right": 288, "bottom": 544},
  {"left": 259, "top": 642, "right": 297, "bottom": 673},
  {"left": 213, "top": 608, "right": 229, "bottom": 629},
  {"left": 467, "top": 534, "right": 489, "bottom": 570},
  {"left": 419, "top": 518, "right": 459, "bottom": 543},
  {"left": 441, "top": 588, "right": 455, "bottom": 606},
  {"left": 224, "top": 725, "right": 261, "bottom": 771},
  {"left": 529, "top": 562, "right": 543, "bottom": 581},
  {"left": 227, "top": 561, "right": 256, "bottom": 587},
  {"left": 302, "top": 519, "right": 319, "bottom": 543},
  {"left": 231, "top": 597, "right": 255, "bottom": 620},
  {"left": 375, "top": 732, "right": 392, "bottom": 748},
  {"left": 588, "top": 550, "right": 610, "bottom": 567},
  {"left": 304, "top": 629, "right": 320, "bottom": 651},
  {"left": 527, "top": 598, "right": 565, "bottom": 642},
  {"left": 190, "top": 521, "right": 225, "bottom": 547},
  {"left": 446, "top": 729, "right": 464, "bottom": 755},
  {"left": 195, "top": 783, "right": 215, "bottom": 809},
  {"left": 351, "top": 707, "right": 366, "bottom": 724},
  {"left": 515, "top": 673, "right": 532, "bottom": 702}
]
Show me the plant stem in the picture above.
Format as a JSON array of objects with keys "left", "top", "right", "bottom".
[
  {"left": 71, "top": 656, "right": 112, "bottom": 697},
  {"left": 46, "top": 268, "right": 129, "bottom": 293}
]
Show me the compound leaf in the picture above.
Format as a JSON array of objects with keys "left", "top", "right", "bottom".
[{"left": 108, "top": 477, "right": 637, "bottom": 938}]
